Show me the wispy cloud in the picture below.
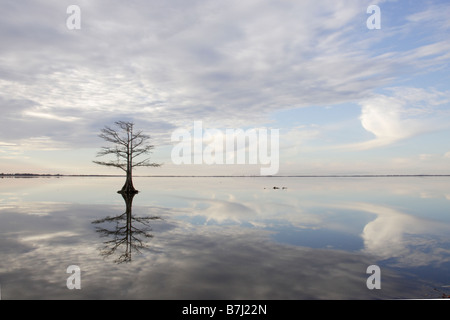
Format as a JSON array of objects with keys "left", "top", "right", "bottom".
[{"left": 0, "top": 1, "right": 388, "bottom": 128}]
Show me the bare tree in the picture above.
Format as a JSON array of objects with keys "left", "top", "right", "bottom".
[{"left": 93, "top": 121, "right": 161, "bottom": 193}]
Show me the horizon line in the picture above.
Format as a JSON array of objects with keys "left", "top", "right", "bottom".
[{"left": 2, "top": 173, "right": 450, "bottom": 178}]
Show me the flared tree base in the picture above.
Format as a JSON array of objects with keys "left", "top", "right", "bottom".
[{"left": 118, "top": 177, "right": 139, "bottom": 194}]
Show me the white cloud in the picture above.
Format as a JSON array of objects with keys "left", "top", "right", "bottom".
[
  {"left": 23, "top": 110, "right": 80, "bottom": 122},
  {"left": 339, "top": 87, "right": 450, "bottom": 150},
  {"left": 0, "top": 0, "right": 391, "bottom": 129}
]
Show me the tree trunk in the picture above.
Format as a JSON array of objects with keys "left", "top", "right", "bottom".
[
  {"left": 119, "top": 170, "right": 137, "bottom": 194},
  {"left": 122, "top": 190, "right": 135, "bottom": 262},
  {"left": 119, "top": 126, "right": 138, "bottom": 194}
]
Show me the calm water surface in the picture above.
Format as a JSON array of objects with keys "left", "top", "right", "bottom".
[{"left": 1, "top": 176, "right": 450, "bottom": 299}]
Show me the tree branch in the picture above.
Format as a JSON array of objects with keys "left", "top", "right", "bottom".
[
  {"left": 132, "top": 158, "right": 162, "bottom": 168},
  {"left": 92, "top": 160, "right": 127, "bottom": 171}
]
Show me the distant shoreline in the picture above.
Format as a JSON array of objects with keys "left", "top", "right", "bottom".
[{"left": 2, "top": 173, "right": 450, "bottom": 178}]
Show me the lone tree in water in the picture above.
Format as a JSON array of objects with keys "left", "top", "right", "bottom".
[{"left": 93, "top": 121, "right": 161, "bottom": 193}]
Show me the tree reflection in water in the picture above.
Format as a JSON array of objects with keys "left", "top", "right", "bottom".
[{"left": 92, "top": 191, "right": 161, "bottom": 263}]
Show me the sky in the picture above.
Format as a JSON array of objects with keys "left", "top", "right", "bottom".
[{"left": 1, "top": 0, "right": 450, "bottom": 176}]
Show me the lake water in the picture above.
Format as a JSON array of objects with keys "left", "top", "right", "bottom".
[{"left": 1, "top": 176, "right": 450, "bottom": 299}]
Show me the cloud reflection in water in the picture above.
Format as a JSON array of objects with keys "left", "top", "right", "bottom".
[{"left": 1, "top": 176, "right": 450, "bottom": 299}]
